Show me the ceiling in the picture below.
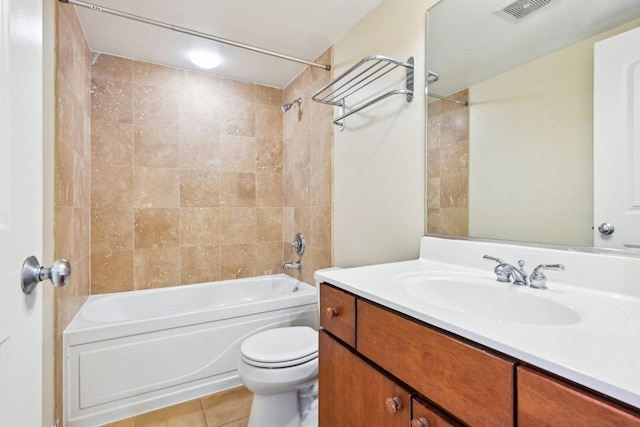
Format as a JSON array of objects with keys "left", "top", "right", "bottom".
[
  {"left": 427, "top": 0, "right": 640, "bottom": 97},
  {"left": 75, "top": 0, "right": 384, "bottom": 88}
]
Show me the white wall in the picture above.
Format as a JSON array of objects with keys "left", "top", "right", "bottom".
[
  {"left": 469, "top": 19, "right": 640, "bottom": 247},
  {"left": 333, "top": 0, "right": 439, "bottom": 267}
]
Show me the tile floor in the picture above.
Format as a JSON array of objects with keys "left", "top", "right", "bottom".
[{"left": 102, "top": 386, "right": 253, "bottom": 427}]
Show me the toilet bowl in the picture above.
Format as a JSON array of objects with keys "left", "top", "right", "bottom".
[{"left": 238, "top": 326, "right": 318, "bottom": 427}]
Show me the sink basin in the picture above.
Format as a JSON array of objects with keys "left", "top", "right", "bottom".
[{"left": 394, "top": 273, "right": 581, "bottom": 326}]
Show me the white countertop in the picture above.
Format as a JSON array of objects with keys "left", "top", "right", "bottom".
[{"left": 316, "top": 237, "right": 640, "bottom": 408}]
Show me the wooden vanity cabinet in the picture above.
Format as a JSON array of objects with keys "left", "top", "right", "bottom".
[
  {"left": 319, "top": 283, "right": 356, "bottom": 347},
  {"left": 518, "top": 366, "right": 640, "bottom": 426},
  {"left": 319, "top": 282, "right": 640, "bottom": 426},
  {"left": 319, "top": 330, "right": 411, "bottom": 427},
  {"left": 357, "top": 299, "right": 515, "bottom": 427},
  {"left": 412, "top": 398, "right": 462, "bottom": 427}
]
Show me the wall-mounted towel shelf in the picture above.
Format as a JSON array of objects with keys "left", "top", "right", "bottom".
[{"left": 312, "top": 55, "right": 414, "bottom": 131}]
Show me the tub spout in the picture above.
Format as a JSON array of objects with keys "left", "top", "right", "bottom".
[{"left": 283, "top": 261, "right": 302, "bottom": 270}]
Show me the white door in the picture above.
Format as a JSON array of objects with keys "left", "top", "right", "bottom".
[
  {"left": 0, "top": 0, "right": 45, "bottom": 424},
  {"left": 594, "top": 25, "right": 640, "bottom": 249}
]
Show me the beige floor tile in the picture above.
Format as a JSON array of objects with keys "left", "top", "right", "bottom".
[
  {"left": 135, "top": 399, "right": 207, "bottom": 427},
  {"left": 220, "top": 417, "right": 249, "bottom": 427},
  {"left": 201, "top": 386, "right": 253, "bottom": 427},
  {"left": 100, "top": 418, "right": 136, "bottom": 427}
]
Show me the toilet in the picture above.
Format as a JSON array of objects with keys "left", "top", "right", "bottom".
[{"left": 238, "top": 326, "right": 319, "bottom": 427}]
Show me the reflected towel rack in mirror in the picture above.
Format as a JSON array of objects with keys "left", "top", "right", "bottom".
[{"left": 312, "top": 55, "right": 414, "bottom": 131}]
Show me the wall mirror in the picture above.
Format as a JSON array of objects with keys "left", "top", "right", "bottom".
[{"left": 425, "top": 0, "right": 640, "bottom": 247}]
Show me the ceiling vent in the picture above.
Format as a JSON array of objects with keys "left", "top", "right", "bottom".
[{"left": 495, "top": 0, "right": 554, "bottom": 22}]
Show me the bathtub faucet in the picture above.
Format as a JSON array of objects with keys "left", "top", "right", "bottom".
[{"left": 283, "top": 260, "right": 302, "bottom": 270}]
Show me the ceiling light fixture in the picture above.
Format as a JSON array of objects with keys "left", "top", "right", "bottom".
[{"left": 189, "top": 50, "right": 222, "bottom": 69}]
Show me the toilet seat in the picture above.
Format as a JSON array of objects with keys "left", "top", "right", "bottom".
[{"left": 241, "top": 326, "right": 318, "bottom": 368}]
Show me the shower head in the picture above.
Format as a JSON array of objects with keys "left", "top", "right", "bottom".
[{"left": 282, "top": 97, "right": 302, "bottom": 113}]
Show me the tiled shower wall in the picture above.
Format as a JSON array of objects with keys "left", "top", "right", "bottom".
[
  {"left": 55, "top": 3, "right": 92, "bottom": 421},
  {"left": 90, "top": 54, "right": 288, "bottom": 292},
  {"left": 426, "top": 89, "right": 469, "bottom": 236},
  {"left": 282, "top": 49, "right": 333, "bottom": 285}
]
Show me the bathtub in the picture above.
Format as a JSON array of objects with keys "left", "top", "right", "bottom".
[{"left": 63, "top": 274, "right": 318, "bottom": 427}]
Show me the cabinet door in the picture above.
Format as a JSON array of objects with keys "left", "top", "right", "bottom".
[
  {"left": 518, "top": 366, "right": 640, "bottom": 426},
  {"left": 412, "top": 398, "right": 462, "bottom": 427},
  {"left": 357, "top": 300, "right": 515, "bottom": 426},
  {"left": 319, "top": 283, "right": 356, "bottom": 347},
  {"left": 319, "top": 330, "right": 411, "bottom": 427}
]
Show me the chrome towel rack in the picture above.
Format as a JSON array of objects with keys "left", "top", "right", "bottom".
[{"left": 312, "top": 55, "right": 414, "bottom": 131}]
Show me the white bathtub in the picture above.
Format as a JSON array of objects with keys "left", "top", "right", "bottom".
[{"left": 63, "top": 274, "right": 318, "bottom": 427}]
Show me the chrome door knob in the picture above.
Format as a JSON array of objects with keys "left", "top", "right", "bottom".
[
  {"left": 21, "top": 256, "right": 71, "bottom": 295},
  {"left": 598, "top": 223, "right": 615, "bottom": 235}
]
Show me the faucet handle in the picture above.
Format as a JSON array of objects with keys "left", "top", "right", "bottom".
[
  {"left": 529, "top": 264, "right": 565, "bottom": 289},
  {"left": 483, "top": 255, "right": 504, "bottom": 263}
]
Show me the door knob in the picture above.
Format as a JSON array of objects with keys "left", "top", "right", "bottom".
[
  {"left": 21, "top": 256, "right": 71, "bottom": 295},
  {"left": 598, "top": 223, "right": 615, "bottom": 235}
]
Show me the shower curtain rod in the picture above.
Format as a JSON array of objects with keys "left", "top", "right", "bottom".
[{"left": 60, "top": 0, "right": 332, "bottom": 71}]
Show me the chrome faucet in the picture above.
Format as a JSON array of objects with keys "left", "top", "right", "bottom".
[
  {"left": 283, "top": 260, "right": 302, "bottom": 270},
  {"left": 483, "top": 255, "right": 564, "bottom": 289},
  {"left": 283, "top": 233, "right": 305, "bottom": 271}
]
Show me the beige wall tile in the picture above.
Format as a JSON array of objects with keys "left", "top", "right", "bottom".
[
  {"left": 220, "top": 99, "right": 256, "bottom": 137},
  {"left": 92, "top": 207, "right": 134, "bottom": 252},
  {"left": 256, "top": 137, "right": 283, "bottom": 174},
  {"left": 134, "top": 208, "right": 180, "bottom": 248},
  {"left": 134, "top": 247, "right": 181, "bottom": 289},
  {"left": 220, "top": 135, "right": 257, "bottom": 173},
  {"left": 91, "top": 77, "right": 133, "bottom": 123},
  {"left": 257, "top": 242, "right": 283, "bottom": 276},
  {"left": 220, "top": 173, "right": 256, "bottom": 207},
  {"left": 133, "top": 167, "right": 180, "bottom": 208},
  {"left": 310, "top": 207, "right": 332, "bottom": 252},
  {"left": 180, "top": 91, "right": 220, "bottom": 133},
  {"left": 134, "top": 125, "right": 180, "bottom": 168},
  {"left": 180, "top": 246, "right": 221, "bottom": 285},
  {"left": 220, "top": 208, "right": 257, "bottom": 244},
  {"left": 221, "top": 243, "right": 257, "bottom": 279},
  {"left": 427, "top": 177, "right": 441, "bottom": 209},
  {"left": 256, "top": 104, "right": 283, "bottom": 141},
  {"left": 55, "top": 140, "right": 74, "bottom": 207},
  {"left": 310, "top": 163, "right": 331, "bottom": 207},
  {"left": 256, "top": 173, "right": 283, "bottom": 207},
  {"left": 133, "top": 84, "right": 180, "bottom": 128},
  {"left": 91, "top": 250, "right": 134, "bottom": 294},
  {"left": 427, "top": 147, "right": 441, "bottom": 178},
  {"left": 91, "top": 164, "right": 133, "bottom": 207},
  {"left": 180, "top": 207, "right": 220, "bottom": 246},
  {"left": 180, "top": 169, "right": 220, "bottom": 207},
  {"left": 180, "top": 127, "right": 220, "bottom": 170},
  {"left": 257, "top": 208, "right": 283, "bottom": 242},
  {"left": 219, "top": 79, "right": 256, "bottom": 102},
  {"left": 182, "top": 70, "right": 220, "bottom": 98},
  {"left": 440, "top": 174, "right": 468, "bottom": 208},
  {"left": 256, "top": 86, "right": 282, "bottom": 107},
  {"left": 91, "top": 120, "right": 133, "bottom": 166},
  {"left": 91, "top": 53, "right": 133, "bottom": 82},
  {"left": 134, "top": 60, "right": 182, "bottom": 89},
  {"left": 293, "top": 168, "right": 310, "bottom": 207}
]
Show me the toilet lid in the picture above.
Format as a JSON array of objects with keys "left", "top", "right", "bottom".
[{"left": 241, "top": 326, "right": 318, "bottom": 368}]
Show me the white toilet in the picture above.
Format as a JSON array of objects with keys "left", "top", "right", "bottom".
[{"left": 238, "top": 326, "right": 319, "bottom": 427}]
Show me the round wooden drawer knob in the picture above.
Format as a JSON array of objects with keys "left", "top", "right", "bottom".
[
  {"left": 325, "top": 307, "right": 339, "bottom": 319},
  {"left": 385, "top": 396, "right": 403, "bottom": 414},
  {"left": 411, "top": 417, "right": 430, "bottom": 427}
]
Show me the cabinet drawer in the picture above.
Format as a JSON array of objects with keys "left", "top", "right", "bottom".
[
  {"left": 518, "top": 366, "right": 640, "bottom": 426},
  {"left": 357, "top": 299, "right": 515, "bottom": 427},
  {"left": 412, "top": 398, "right": 462, "bottom": 427},
  {"left": 319, "top": 283, "right": 356, "bottom": 347},
  {"left": 319, "top": 330, "right": 411, "bottom": 427}
]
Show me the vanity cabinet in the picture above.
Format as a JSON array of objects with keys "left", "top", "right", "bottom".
[
  {"left": 518, "top": 366, "right": 640, "bottom": 426},
  {"left": 319, "top": 282, "right": 640, "bottom": 426},
  {"left": 357, "top": 299, "right": 515, "bottom": 426},
  {"left": 319, "top": 330, "right": 411, "bottom": 426}
]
